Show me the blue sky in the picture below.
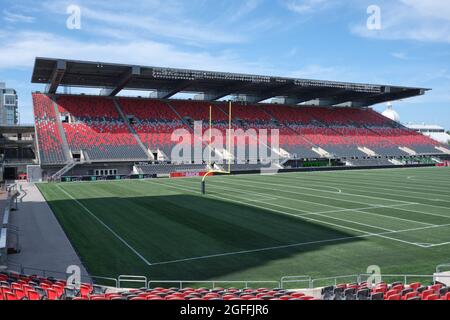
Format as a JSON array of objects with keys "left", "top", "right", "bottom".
[{"left": 1, "top": 0, "right": 449, "bottom": 128}]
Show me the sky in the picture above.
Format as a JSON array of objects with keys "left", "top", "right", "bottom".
[{"left": 0, "top": 0, "right": 449, "bottom": 128}]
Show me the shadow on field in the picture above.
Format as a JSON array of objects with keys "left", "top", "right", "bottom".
[{"left": 40, "top": 188, "right": 363, "bottom": 282}]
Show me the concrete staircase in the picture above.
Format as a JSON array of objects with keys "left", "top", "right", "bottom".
[
  {"left": 436, "top": 146, "right": 450, "bottom": 154},
  {"left": 51, "top": 97, "right": 72, "bottom": 164},
  {"left": 312, "top": 147, "right": 332, "bottom": 158},
  {"left": 113, "top": 99, "right": 153, "bottom": 160},
  {"left": 399, "top": 146, "right": 417, "bottom": 156},
  {"left": 166, "top": 102, "right": 193, "bottom": 130},
  {"left": 389, "top": 158, "right": 404, "bottom": 165},
  {"left": 358, "top": 146, "right": 378, "bottom": 157},
  {"left": 50, "top": 161, "right": 77, "bottom": 180}
]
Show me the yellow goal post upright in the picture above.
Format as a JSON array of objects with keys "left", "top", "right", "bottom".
[{"left": 201, "top": 101, "right": 232, "bottom": 195}]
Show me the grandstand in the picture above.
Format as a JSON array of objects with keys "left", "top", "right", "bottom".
[{"left": 30, "top": 58, "right": 449, "bottom": 180}]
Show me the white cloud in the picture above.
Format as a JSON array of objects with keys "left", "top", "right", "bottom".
[
  {"left": 231, "top": 0, "right": 263, "bottom": 21},
  {"left": 391, "top": 52, "right": 408, "bottom": 60},
  {"left": 3, "top": 10, "right": 35, "bottom": 23},
  {"left": 283, "top": 0, "right": 329, "bottom": 14},
  {"left": 39, "top": 0, "right": 245, "bottom": 45},
  {"left": 0, "top": 31, "right": 257, "bottom": 73},
  {"left": 83, "top": 7, "right": 244, "bottom": 45},
  {"left": 351, "top": 0, "right": 450, "bottom": 44}
]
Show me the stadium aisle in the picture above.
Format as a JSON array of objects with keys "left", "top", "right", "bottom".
[{"left": 7, "top": 182, "right": 90, "bottom": 281}]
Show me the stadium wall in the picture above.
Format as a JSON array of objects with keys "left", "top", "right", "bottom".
[
  {"left": 41, "top": 163, "right": 135, "bottom": 180},
  {"left": 220, "top": 163, "right": 436, "bottom": 176}
]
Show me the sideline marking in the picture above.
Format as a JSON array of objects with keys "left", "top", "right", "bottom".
[{"left": 56, "top": 184, "right": 153, "bottom": 266}]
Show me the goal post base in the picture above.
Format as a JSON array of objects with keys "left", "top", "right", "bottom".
[{"left": 201, "top": 180, "right": 206, "bottom": 195}]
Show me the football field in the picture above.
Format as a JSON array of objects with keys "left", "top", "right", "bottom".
[{"left": 37, "top": 167, "right": 450, "bottom": 285}]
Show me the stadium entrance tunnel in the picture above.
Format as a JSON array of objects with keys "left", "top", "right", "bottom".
[{"left": 37, "top": 183, "right": 362, "bottom": 282}]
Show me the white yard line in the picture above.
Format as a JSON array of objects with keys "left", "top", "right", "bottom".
[
  {"left": 311, "top": 172, "right": 450, "bottom": 192},
  {"left": 280, "top": 174, "right": 450, "bottom": 200},
  {"left": 269, "top": 175, "right": 450, "bottom": 219},
  {"left": 232, "top": 176, "right": 417, "bottom": 205},
  {"left": 293, "top": 174, "right": 450, "bottom": 200},
  {"left": 142, "top": 181, "right": 450, "bottom": 266},
  {"left": 226, "top": 176, "right": 450, "bottom": 218},
  {"left": 151, "top": 224, "right": 450, "bottom": 266},
  {"left": 146, "top": 180, "right": 429, "bottom": 248},
  {"left": 210, "top": 178, "right": 434, "bottom": 228},
  {"left": 56, "top": 185, "right": 153, "bottom": 266},
  {"left": 424, "top": 242, "right": 450, "bottom": 248},
  {"left": 149, "top": 235, "right": 368, "bottom": 266}
]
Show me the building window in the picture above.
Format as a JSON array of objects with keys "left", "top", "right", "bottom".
[
  {"left": 4, "top": 94, "right": 16, "bottom": 106},
  {"left": 95, "top": 169, "right": 118, "bottom": 176}
]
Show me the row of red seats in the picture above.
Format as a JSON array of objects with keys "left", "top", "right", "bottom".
[
  {"left": 226, "top": 104, "right": 272, "bottom": 121},
  {"left": 372, "top": 281, "right": 450, "bottom": 301},
  {"left": 369, "top": 127, "right": 439, "bottom": 146},
  {"left": 71, "top": 287, "right": 316, "bottom": 301},
  {"left": 63, "top": 123, "right": 139, "bottom": 150},
  {"left": 331, "top": 127, "right": 436, "bottom": 147},
  {"left": 263, "top": 105, "right": 391, "bottom": 126},
  {"left": 305, "top": 107, "right": 391, "bottom": 126},
  {"left": 323, "top": 280, "right": 450, "bottom": 300},
  {"left": 0, "top": 272, "right": 94, "bottom": 301},
  {"left": 119, "top": 98, "right": 180, "bottom": 121},
  {"left": 291, "top": 126, "right": 350, "bottom": 146},
  {"left": 170, "top": 100, "right": 229, "bottom": 122},
  {"left": 32, "top": 94, "right": 67, "bottom": 164},
  {"left": 263, "top": 104, "right": 317, "bottom": 124},
  {"left": 58, "top": 96, "right": 120, "bottom": 120}
]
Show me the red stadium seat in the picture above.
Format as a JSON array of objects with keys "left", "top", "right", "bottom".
[
  {"left": 408, "top": 282, "right": 422, "bottom": 291},
  {"left": 45, "top": 288, "right": 59, "bottom": 300},
  {"left": 13, "top": 288, "right": 26, "bottom": 300},
  {"left": 387, "top": 294, "right": 401, "bottom": 301},
  {"left": 420, "top": 289, "right": 435, "bottom": 300},
  {"left": 27, "top": 290, "right": 41, "bottom": 301},
  {"left": 402, "top": 292, "right": 418, "bottom": 300},
  {"left": 429, "top": 284, "right": 443, "bottom": 293},
  {"left": 4, "top": 292, "right": 19, "bottom": 301}
]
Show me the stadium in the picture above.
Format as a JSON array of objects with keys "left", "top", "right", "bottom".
[{"left": 0, "top": 54, "right": 449, "bottom": 302}]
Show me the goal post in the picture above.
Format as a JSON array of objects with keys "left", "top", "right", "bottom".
[{"left": 201, "top": 101, "right": 232, "bottom": 195}]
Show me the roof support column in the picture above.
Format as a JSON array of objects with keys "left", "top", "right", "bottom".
[
  {"left": 45, "top": 60, "right": 67, "bottom": 94},
  {"left": 100, "top": 66, "right": 141, "bottom": 96}
]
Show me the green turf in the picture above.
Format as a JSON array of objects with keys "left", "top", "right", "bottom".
[{"left": 37, "top": 167, "right": 450, "bottom": 286}]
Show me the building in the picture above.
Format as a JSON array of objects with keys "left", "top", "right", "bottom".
[
  {"left": 0, "top": 125, "right": 36, "bottom": 180},
  {"left": 381, "top": 103, "right": 401, "bottom": 122},
  {"left": 0, "top": 82, "right": 19, "bottom": 125},
  {"left": 406, "top": 124, "right": 450, "bottom": 145}
]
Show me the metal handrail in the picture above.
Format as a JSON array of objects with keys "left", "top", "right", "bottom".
[
  {"left": 90, "top": 276, "right": 118, "bottom": 288},
  {"left": 118, "top": 275, "right": 148, "bottom": 289},
  {"left": 310, "top": 275, "right": 360, "bottom": 289},
  {"left": 436, "top": 264, "right": 450, "bottom": 273},
  {"left": 7, "top": 262, "right": 91, "bottom": 283},
  {"left": 280, "top": 276, "right": 312, "bottom": 289},
  {"left": 148, "top": 280, "right": 281, "bottom": 290},
  {"left": 359, "top": 273, "right": 450, "bottom": 286}
]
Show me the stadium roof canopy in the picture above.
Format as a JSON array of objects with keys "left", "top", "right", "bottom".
[{"left": 31, "top": 57, "right": 430, "bottom": 107}]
